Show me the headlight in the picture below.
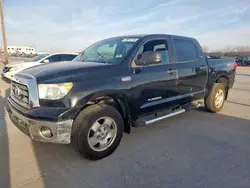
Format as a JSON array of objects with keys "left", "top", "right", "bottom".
[{"left": 38, "top": 82, "right": 73, "bottom": 100}]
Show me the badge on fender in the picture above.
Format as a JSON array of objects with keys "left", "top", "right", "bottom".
[{"left": 122, "top": 76, "right": 131, "bottom": 82}]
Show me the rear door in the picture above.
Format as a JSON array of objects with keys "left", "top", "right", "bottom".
[
  {"left": 130, "top": 37, "right": 179, "bottom": 117},
  {"left": 172, "top": 38, "right": 208, "bottom": 101}
]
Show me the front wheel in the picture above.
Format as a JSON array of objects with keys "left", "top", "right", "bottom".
[
  {"left": 205, "top": 83, "right": 226, "bottom": 112},
  {"left": 72, "top": 104, "right": 124, "bottom": 160}
]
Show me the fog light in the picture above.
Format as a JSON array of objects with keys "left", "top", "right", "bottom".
[{"left": 40, "top": 126, "right": 53, "bottom": 138}]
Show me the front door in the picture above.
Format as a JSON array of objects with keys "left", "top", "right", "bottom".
[{"left": 129, "top": 38, "right": 179, "bottom": 118}]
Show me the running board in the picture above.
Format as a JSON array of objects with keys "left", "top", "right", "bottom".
[
  {"left": 132, "top": 100, "right": 203, "bottom": 127},
  {"left": 133, "top": 108, "right": 186, "bottom": 127},
  {"left": 145, "top": 108, "right": 185, "bottom": 125}
]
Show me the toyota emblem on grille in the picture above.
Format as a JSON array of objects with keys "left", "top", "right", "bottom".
[{"left": 15, "top": 86, "right": 22, "bottom": 96}]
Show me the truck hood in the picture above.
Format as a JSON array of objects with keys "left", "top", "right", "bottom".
[{"left": 17, "top": 61, "right": 110, "bottom": 83}]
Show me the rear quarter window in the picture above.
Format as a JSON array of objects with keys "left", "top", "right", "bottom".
[{"left": 174, "top": 39, "right": 198, "bottom": 62}]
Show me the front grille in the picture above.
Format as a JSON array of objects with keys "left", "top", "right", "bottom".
[
  {"left": 3, "top": 67, "right": 11, "bottom": 73},
  {"left": 11, "top": 81, "right": 29, "bottom": 105},
  {"left": 11, "top": 74, "right": 39, "bottom": 109}
]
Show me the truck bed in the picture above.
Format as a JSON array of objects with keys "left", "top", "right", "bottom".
[
  {"left": 207, "top": 57, "right": 236, "bottom": 89},
  {"left": 207, "top": 58, "right": 235, "bottom": 71}
]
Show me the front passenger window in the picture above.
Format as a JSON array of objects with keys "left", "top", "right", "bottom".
[{"left": 135, "top": 39, "right": 170, "bottom": 65}]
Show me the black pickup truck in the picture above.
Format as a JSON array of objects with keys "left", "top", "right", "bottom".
[{"left": 6, "top": 34, "right": 237, "bottom": 160}]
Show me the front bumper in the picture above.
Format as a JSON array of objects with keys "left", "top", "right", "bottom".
[{"left": 6, "top": 97, "right": 73, "bottom": 144}]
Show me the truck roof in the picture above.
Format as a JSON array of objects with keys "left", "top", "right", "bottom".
[{"left": 107, "top": 34, "right": 196, "bottom": 41}]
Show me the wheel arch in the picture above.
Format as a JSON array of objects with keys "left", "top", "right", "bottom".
[
  {"left": 215, "top": 75, "right": 229, "bottom": 100},
  {"left": 74, "top": 93, "right": 132, "bottom": 134}
]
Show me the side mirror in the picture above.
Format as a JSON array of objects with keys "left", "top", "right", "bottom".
[
  {"left": 43, "top": 59, "right": 49, "bottom": 63},
  {"left": 137, "top": 51, "right": 162, "bottom": 65}
]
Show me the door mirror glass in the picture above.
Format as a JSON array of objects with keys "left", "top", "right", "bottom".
[
  {"left": 138, "top": 51, "right": 162, "bottom": 65},
  {"left": 43, "top": 59, "right": 49, "bottom": 63}
]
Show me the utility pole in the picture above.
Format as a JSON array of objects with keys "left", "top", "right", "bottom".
[{"left": 0, "top": 0, "right": 8, "bottom": 65}]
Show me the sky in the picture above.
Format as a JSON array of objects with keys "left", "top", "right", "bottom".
[{"left": 2, "top": 0, "right": 250, "bottom": 52}]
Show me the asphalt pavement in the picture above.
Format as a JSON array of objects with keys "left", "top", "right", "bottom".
[{"left": 1, "top": 63, "right": 250, "bottom": 188}]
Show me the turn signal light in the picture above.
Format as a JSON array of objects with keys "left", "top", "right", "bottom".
[{"left": 233, "top": 62, "right": 238, "bottom": 69}]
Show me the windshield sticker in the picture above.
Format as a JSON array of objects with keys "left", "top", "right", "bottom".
[{"left": 122, "top": 38, "right": 139, "bottom": 42}]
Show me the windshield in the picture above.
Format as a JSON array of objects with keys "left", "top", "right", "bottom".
[
  {"left": 72, "top": 37, "right": 139, "bottom": 64},
  {"left": 29, "top": 54, "right": 49, "bottom": 62}
]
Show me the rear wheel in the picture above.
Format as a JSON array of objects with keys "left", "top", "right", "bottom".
[
  {"left": 72, "top": 104, "right": 124, "bottom": 160},
  {"left": 205, "top": 83, "right": 226, "bottom": 112}
]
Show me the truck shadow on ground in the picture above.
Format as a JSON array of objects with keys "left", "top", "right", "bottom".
[
  {"left": 0, "top": 88, "right": 10, "bottom": 188},
  {"left": 29, "top": 106, "right": 250, "bottom": 188}
]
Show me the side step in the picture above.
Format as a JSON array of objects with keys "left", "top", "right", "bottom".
[
  {"left": 133, "top": 108, "right": 185, "bottom": 127},
  {"left": 133, "top": 100, "right": 203, "bottom": 127},
  {"left": 145, "top": 108, "right": 185, "bottom": 125}
]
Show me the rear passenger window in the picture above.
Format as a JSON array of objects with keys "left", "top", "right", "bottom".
[{"left": 174, "top": 39, "right": 198, "bottom": 62}]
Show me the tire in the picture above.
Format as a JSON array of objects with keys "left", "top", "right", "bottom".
[
  {"left": 205, "top": 83, "right": 226, "bottom": 113},
  {"left": 72, "top": 104, "right": 124, "bottom": 160}
]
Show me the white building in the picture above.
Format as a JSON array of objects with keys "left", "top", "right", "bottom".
[{"left": 7, "top": 46, "right": 36, "bottom": 55}]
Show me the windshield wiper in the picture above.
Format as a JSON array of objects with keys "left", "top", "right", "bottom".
[{"left": 95, "top": 51, "right": 108, "bottom": 64}]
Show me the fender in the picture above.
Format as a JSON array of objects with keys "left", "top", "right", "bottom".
[
  {"left": 208, "top": 70, "right": 228, "bottom": 87},
  {"left": 69, "top": 90, "right": 132, "bottom": 134}
]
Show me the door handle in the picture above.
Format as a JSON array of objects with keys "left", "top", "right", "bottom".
[
  {"left": 167, "top": 69, "right": 176, "bottom": 74},
  {"left": 200, "top": 65, "right": 207, "bottom": 70}
]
